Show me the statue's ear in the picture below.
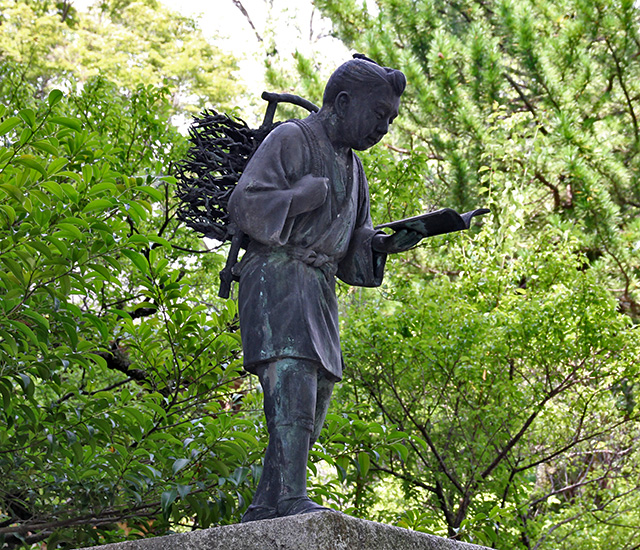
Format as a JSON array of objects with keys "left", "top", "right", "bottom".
[{"left": 334, "top": 91, "right": 351, "bottom": 119}]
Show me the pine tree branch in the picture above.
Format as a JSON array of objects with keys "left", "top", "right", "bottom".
[
  {"left": 504, "top": 72, "right": 549, "bottom": 135},
  {"left": 605, "top": 37, "right": 639, "bottom": 143},
  {"left": 534, "top": 171, "right": 561, "bottom": 209}
]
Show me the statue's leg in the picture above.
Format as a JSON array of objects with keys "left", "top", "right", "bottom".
[
  {"left": 310, "top": 369, "right": 335, "bottom": 447},
  {"left": 240, "top": 382, "right": 283, "bottom": 522},
  {"left": 242, "top": 358, "right": 332, "bottom": 521}
]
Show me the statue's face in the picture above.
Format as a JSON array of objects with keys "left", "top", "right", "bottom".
[{"left": 335, "top": 84, "right": 401, "bottom": 151}]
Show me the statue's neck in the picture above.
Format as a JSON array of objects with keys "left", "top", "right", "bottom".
[{"left": 314, "top": 108, "right": 350, "bottom": 157}]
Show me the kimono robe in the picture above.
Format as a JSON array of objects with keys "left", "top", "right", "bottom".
[{"left": 228, "top": 114, "right": 387, "bottom": 381}]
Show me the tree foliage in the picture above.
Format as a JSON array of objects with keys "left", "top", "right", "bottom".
[
  {"left": 299, "top": 0, "right": 640, "bottom": 548},
  {"left": 0, "top": 4, "right": 263, "bottom": 545},
  {"left": 1, "top": 0, "right": 640, "bottom": 549},
  {"left": 0, "top": 0, "right": 241, "bottom": 113}
]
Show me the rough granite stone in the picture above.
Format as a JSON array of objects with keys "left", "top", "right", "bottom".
[{"left": 78, "top": 511, "right": 490, "bottom": 550}]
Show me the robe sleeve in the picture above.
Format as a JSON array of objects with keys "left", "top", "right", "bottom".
[
  {"left": 228, "top": 123, "right": 313, "bottom": 246},
  {"left": 337, "top": 155, "right": 388, "bottom": 287}
]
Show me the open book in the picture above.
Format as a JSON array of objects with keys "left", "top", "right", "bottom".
[{"left": 375, "top": 208, "right": 490, "bottom": 238}]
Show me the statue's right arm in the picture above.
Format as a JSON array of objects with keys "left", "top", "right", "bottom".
[{"left": 228, "top": 123, "right": 321, "bottom": 246}]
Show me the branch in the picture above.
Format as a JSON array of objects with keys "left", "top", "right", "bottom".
[
  {"left": 372, "top": 463, "right": 438, "bottom": 494},
  {"left": 515, "top": 418, "right": 632, "bottom": 475},
  {"left": 534, "top": 171, "right": 562, "bottom": 209},
  {"left": 231, "top": 0, "right": 263, "bottom": 42},
  {"left": 55, "top": 377, "right": 133, "bottom": 405},
  {"left": 95, "top": 344, "right": 151, "bottom": 384},
  {"left": 605, "top": 37, "right": 639, "bottom": 143},
  {"left": 531, "top": 510, "right": 589, "bottom": 550},
  {"left": 0, "top": 502, "right": 162, "bottom": 538},
  {"left": 480, "top": 377, "right": 576, "bottom": 481},
  {"left": 130, "top": 306, "right": 158, "bottom": 320},
  {"left": 387, "top": 381, "right": 466, "bottom": 495},
  {"left": 529, "top": 473, "right": 613, "bottom": 509},
  {"left": 503, "top": 72, "right": 549, "bottom": 135}
]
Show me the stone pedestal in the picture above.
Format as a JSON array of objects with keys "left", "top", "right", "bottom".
[{"left": 79, "top": 511, "right": 490, "bottom": 550}]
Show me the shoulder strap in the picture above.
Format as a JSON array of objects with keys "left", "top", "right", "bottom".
[{"left": 290, "top": 119, "right": 322, "bottom": 177}]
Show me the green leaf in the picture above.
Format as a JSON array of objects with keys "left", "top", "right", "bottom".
[
  {"left": 16, "top": 155, "right": 47, "bottom": 178},
  {"left": 48, "top": 89, "right": 64, "bottom": 107},
  {"left": 121, "top": 199, "right": 149, "bottom": 222},
  {"left": 88, "top": 352, "right": 107, "bottom": 369},
  {"left": 82, "top": 164, "right": 93, "bottom": 184},
  {"left": 161, "top": 488, "right": 177, "bottom": 516},
  {"left": 136, "top": 185, "right": 165, "bottom": 202},
  {"left": 392, "top": 442, "right": 409, "bottom": 462},
  {"left": 18, "top": 127, "right": 32, "bottom": 146},
  {"left": 41, "top": 180, "right": 65, "bottom": 201},
  {"left": 72, "top": 442, "right": 84, "bottom": 464},
  {"left": 18, "top": 373, "right": 32, "bottom": 392},
  {"left": 122, "top": 249, "right": 149, "bottom": 274},
  {"left": 146, "top": 401, "right": 167, "bottom": 419},
  {"left": 177, "top": 484, "right": 191, "bottom": 499},
  {"left": 0, "top": 204, "right": 16, "bottom": 225},
  {"left": 60, "top": 183, "right": 79, "bottom": 202},
  {"left": 83, "top": 198, "right": 115, "bottom": 213},
  {"left": 9, "top": 320, "right": 39, "bottom": 347},
  {"left": 60, "top": 216, "right": 90, "bottom": 229},
  {"left": 87, "top": 263, "right": 113, "bottom": 281},
  {"left": 0, "top": 378, "right": 12, "bottom": 411},
  {"left": 148, "top": 235, "right": 172, "bottom": 248},
  {"left": 19, "top": 109, "right": 36, "bottom": 128},
  {"left": 46, "top": 235, "right": 68, "bottom": 256},
  {"left": 0, "top": 183, "right": 25, "bottom": 202},
  {"left": 56, "top": 222, "right": 84, "bottom": 240},
  {"left": 0, "top": 329, "right": 19, "bottom": 355},
  {"left": 109, "top": 308, "right": 132, "bottom": 319},
  {"left": 22, "top": 309, "right": 51, "bottom": 332},
  {"left": 88, "top": 182, "right": 119, "bottom": 196},
  {"left": 128, "top": 234, "right": 149, "bottom": 246},
  {"left": 172, "top": 458, "right": 190, "bottom": 475},
  {"left": 19, "top": 403, "right": 37, "bottom": 424},
  {"left": 28, "top": 240, "right": 54, "bottom": 259},
  {"left": 0, "top": 116, "right": 21, "bottom": 136},
  {"left": 61, "top": 319, "right": 79, "bottom": 349},
  {"left": 1, "top": 257, "right": 25, "bottom": 284},
  {"left": 32, "top": 140, "right": 59, "bottom": 157},
  {"left": 48, "top": 158, "right": 68, "bottom": 174},
  {"left": 50, "top": 115, "right": 82, "bottom": 132},
  {"left": 335, "top": 455, "right": 349, "bottom": 481},
  {"left": 357, "top": 451, "right": 371, "bottom": 477}
]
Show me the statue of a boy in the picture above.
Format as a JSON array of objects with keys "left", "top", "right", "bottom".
[{"left": 228, "top": 56, "right": 421, "bottom": 522}]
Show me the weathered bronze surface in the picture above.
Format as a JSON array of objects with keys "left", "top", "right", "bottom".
[{"left": 228, "top": 57, "right": 421, "bottom": 522}]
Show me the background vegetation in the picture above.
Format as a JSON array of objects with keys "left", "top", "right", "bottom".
[{"left": 0, "top": 0, "right": 638, "bottom": 549}]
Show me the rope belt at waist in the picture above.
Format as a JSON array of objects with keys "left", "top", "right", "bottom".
[
  {"left": 233, "top": 242, "right": 338, "bottom": 278},
  {"left": 287, "top": 246, "right": 334, "bottom": 269}
]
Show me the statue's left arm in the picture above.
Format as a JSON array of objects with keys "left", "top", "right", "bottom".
[{"left": 336, "top": 156, "right": 387, "bottom": 287}]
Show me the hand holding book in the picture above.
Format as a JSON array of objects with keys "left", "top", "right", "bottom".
[
  {"left": 375, "top": 207, "right": 490, "bottom": 243},
  {"left": 371, "top": 228, "right": 424, "bottom": 254}
]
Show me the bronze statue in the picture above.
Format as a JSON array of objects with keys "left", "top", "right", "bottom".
[{"left": 228, "top": 56, "right": 423, "bottom": 522}]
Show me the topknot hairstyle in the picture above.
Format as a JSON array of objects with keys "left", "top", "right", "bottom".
[{"left": 322, "top": 54, "right": 406, "bottom": 107}]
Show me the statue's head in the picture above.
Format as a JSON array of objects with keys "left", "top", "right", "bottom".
[{"left": 321, "top": 56, "right": 406, "bottom": 151}]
